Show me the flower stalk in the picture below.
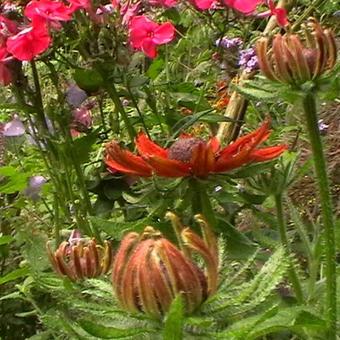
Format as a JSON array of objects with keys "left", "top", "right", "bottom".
[
  {"left": 302, "top": 91, "right": 336, "bottom": 339},
  {"left": 274, "top": 193, "right": 303, "bottom": 304}
]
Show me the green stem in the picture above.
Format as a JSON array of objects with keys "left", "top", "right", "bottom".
[
  {"left": 104, "top": 82, "right": 136, "bottom": 145},
  {"left": 302, "top": 91, "right": 336, "bottom": 339},
  {"left": 189, "top": 179, "right": 217, "bottom": 230},
  {"left": 30, "top": 60, "right": 49, "bottom": 131},
  {"left": 275, "top": 194, "right": 304, "bottom": 304}
]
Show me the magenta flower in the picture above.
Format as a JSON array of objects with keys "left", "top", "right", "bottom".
[
  {"left": 223, "top": 0, "right": 263, "bottom": 14},
  {"left": 25, "top": 0, "right": 73, "bottom": 24},
  {"left": 129, "top": 16, "right": 175, "bottom": 58},
  {"left": 6, "top": 18, "right": 51, "bottom": 61},
  {"left": 190, "top": 0, "right": 216, "bottom": 10},
  {"left": 0, "top": 47, "right": 12, "bottom": 86}
]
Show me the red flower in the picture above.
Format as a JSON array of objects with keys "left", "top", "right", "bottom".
[
  {"left": 105, "top": 121, "right": 287, "bottom": 178},
  {"left": 129, "top": 15, "right": 175, "bottom": 58},
  {"left": 267, "top": 0, "right": 288, "bottom": 27},
  {"left": 6, "top": 18, "right": 51, "bottom": 61}
]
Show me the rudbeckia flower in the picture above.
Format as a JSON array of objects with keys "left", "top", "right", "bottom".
[{"left": 105, "top": 121, "right": 287, "bottom": 178}]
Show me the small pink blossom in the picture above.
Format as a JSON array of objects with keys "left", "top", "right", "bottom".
[
  {"left": 6, "top": 18, "right": 51, "bottom": 61},
  {"left": 70, "top": 104, "right": 92, "bottom": 136},
  {"left": 129, "top": 15, "right": 175, "bottom": 58}
]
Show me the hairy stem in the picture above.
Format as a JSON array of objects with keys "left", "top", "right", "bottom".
[{"left": 302, "top": 91, "right": 336, "bottom": 339}]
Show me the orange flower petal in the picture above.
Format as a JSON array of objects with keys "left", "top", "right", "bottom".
[
  {"left": 191, "top": 143, "right": 215, "bottom": 178},
  {"left": 147, "top": 156, "right": 191, "bottom": 177},
  {"left": 105, "top": 142, "right": 152, "bottom": 177},
  {"left": 136, "top": 133, "right": 168, "bottom": 158},
  {"left": 250, "top": 145, "right": 287, "bottom": 161}
]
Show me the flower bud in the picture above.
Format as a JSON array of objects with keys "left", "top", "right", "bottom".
[
  {"left": 256, "top": 18, "right": 337, "bottom": 86},
  {"left": 47, "top": 230, "right": 112, "bottom": 281},
  {"left": 112, "top": 213, "right": 219, "bottom": 318}
]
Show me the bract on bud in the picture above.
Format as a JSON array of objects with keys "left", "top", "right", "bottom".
[
  {"left": 112, "top": 213, "right": 219, "bottom": 318},
  {"left": 47, "top": 230, "right": 112, "bottom": 281},
  {"left": 256, "top": 18, "right": 337, "bottom": 86}
]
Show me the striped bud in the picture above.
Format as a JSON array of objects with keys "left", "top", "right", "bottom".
[
  {"left": 256, "top": 18, "right": 337, "bottom": 86},
  {"left": 112, "top": 213, "right": 219, "bottom": 318},
  {"left": 47, "top": 230, "right": 112, "bottom": 281}
]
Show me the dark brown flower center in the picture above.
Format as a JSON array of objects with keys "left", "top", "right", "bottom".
[{"left": 168, "top": 138, "right": 203, "bottom": 163}]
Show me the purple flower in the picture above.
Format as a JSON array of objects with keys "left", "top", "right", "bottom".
[
  {"left": 66, "top": 84, "right": 88, "bottom": 109},
  {"left": 216, "top": 37, "right": 243, "bottom": 49},
  {"left": 3, "top": 115, "right": 25, "bottom": 137},
  {"left": 24, "top": 175, "right": 47, "bottom": 201},
  {"left": 238, "top": 48, "right": 259, "bottom": 73}
]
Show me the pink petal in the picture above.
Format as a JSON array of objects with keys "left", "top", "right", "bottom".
[
  {"left": 142, "top": 38, "right": 157, "bottom": 58},
  {"left": 153, "top": 22, "right": 175, "bottom": 45},
  {"left": 224, "top": 0, "right": 264, "bottom": 14}
]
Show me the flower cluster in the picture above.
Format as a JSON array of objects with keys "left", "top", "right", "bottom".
[
  {"left": 238, "top": 47, "right": 259, "bottom": 73},
  {"left": 105, "top": 121, "right": 287, "bottom": 178}
]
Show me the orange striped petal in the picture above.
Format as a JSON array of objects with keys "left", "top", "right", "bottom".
[{"left": 136, "top": 133, "right": 168, "bottom": 158}]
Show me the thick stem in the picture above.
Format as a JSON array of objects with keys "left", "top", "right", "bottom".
[
  {"left": 189, "top": 179, "right": 217, "bottom": 230},
  {"left": 302, "top": 91, "right": 336, "bottom": 339},
  {"left": 275, "top": 194, "right": 304, "bottom": 304}
]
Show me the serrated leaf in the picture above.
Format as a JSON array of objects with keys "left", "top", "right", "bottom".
[
  {"left": 163, "top": 295, "right": 184, "bottom": 340},
  {"left": 0, "top": 266, "right": 29, "bottom": 285},
  {"left": 79, "top": 319, "right": 155, "bottom": 339}
]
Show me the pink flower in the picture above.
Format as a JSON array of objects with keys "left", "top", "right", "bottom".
[
  {"left": 70, "top": 103, "right": 93, "bottom": 136},
  {"left": 67, "top": 0, "right": 91, "bottom": 12},
  {"left": 148, "top": 0, "right": 177, "bottom": 8},
  {"left": 0, "top": 47, "right": 12, "bottom": 85},
  {"left": 25, "top": 0, "right": 73, "bottom": 23},
  {"left": 129, "top": 16, "right": 175, "bottom": 58},
  {"left": 223, "top": 0, "right": 264, "bottom": 14},
  {"left": 190, "top": 0, "right": 216, "bottom": 10},
  {"left": 6, "top": 18, "right": 51, "bottom": 61}
]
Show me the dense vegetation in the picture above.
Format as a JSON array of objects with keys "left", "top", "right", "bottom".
[{"left": 0, "top": 0, "right": 339, "bottom": 339}]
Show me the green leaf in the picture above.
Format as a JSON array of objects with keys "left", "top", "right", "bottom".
[
  {"left": 0, "top": 235, "right": 14, "bottom": 246},
  {"left": 71, "top": 130, "right": 98, "bottom": 164},
  {"left": 0, "top": 266, "right": 29, "bottom": 285},
  {"left": 89, "top": 216, "right": 149, "bottom": 239},
  {"left": 163, "top": 295, "right": 184, "bottom": 340},
  {"left": 74, "top": 69, "right": 104, "bottom": 93},
  {"left": 79, "top": 319, "right": 155, "bottom": 339},
  {"left": 147, "top": 58, "right": 165, "bottom": 80},
  {"left": 0, "top": 166, "right": 30, "bottom": 194}
]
